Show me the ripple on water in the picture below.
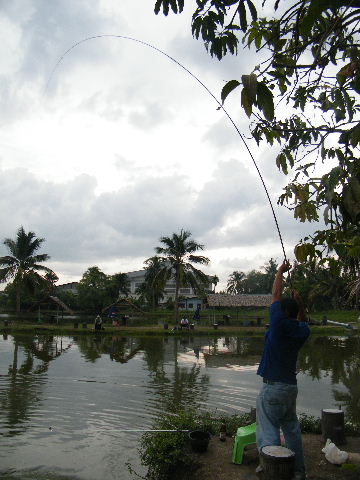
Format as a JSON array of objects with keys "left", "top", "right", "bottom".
[{"left": 1, "top": 334, "right": 357, "bottom": 480}]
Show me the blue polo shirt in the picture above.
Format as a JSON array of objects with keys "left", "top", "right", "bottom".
[{"left": 257, "top": 301, "right": 310, "bottom": 384}]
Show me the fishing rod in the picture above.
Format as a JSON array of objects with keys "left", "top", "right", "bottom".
[
  {"left": 47, "top": 428, "right": 190, "bottom": 433},
  {"left": 46, "top": 34, "right": 288, "bottom": 263}
]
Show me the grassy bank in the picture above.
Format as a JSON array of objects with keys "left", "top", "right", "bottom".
[{"left": 0, "top": 322, "right": 357, "bottom": 336}]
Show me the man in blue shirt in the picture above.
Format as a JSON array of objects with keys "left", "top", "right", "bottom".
[{"left": 256, "top": 260, "right": 310, "bottom": 479}]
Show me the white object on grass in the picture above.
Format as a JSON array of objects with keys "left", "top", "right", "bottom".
[{"left": 322, "top": 438, "right": 349, "bottom": 464}]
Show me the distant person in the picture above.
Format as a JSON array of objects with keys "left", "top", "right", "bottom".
[
  {"left": 256, "top": 260, "right": 310, "bottom": 480},
  {"left": 193, "top": 306, "right": 201, "bottom": 321},
  {"left": 180, "top": 317, "right": 190, "bottom": 330},
  {"left": 94, "top": 315, "right": 103, "bottom": 331}
]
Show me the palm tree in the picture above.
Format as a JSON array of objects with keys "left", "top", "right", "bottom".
[
  {"left": 0, "top": 227, "right": 54, "bottom": 313},
  {"left": 142, "top": 256, "right": 166, "bottom": 308},
  {"left": 212, "top": 275, "right": 219, "bottom": 293},
  {"left": 226, "top": 271, "right": 246, "bottom": 294},
  {"left": 150, "top": 230, "right": 210, "bottom": 322},
  {"left": 262, "top": 258, "right": 278, "bottom": 293},
  {"left": 109, "top": 272, "right": 131, "bottom": 299}
]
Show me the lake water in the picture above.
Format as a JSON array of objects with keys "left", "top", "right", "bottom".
[{"left": 0, "top": 333, "right": 358, "bottom": 480}]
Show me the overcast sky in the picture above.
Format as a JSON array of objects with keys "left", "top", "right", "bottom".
[{"left": 0, "top": 0, "right": 321, "bottom": 290}]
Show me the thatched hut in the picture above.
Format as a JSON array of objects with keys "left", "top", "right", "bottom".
[
  {"left": 206, "top": 293, "right": 272, "bottom": 325},
  {"left": 28, "top": 295, "right": 75, "bottom": 322}
]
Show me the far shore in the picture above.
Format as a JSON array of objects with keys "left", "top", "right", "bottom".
[{"left": 1, "top": 322, "right": 357, "bottom": 336}]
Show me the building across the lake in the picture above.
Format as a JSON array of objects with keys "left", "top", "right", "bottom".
[
  {"left": 126, "top": 269, "right": 215, "bottom": 309},
  {"left": 56, "top": 270, "right": 216, "bottom": 310},
  {"left": 56, "top": 282, "right": 79, "bottom": 295}
]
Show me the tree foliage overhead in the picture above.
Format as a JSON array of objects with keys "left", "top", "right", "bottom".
[{"left": 154, "top": 1, "right": 360, "bottom": 276}]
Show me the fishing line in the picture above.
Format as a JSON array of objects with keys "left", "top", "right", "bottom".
[
  {"left": 46, "top": 34, "right": 288, "bottom": 262},
  {"left": 45, "top": 427, "right": 190, "bottom": 433}
]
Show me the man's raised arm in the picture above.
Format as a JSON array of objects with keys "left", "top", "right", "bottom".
[{"left": 272, "top": 260, "right": 291, "bottom": 303}]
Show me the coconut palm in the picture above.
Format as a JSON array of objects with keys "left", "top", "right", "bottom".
[
  {"left": 140, "top": 256, "right": 166, "bottom": 308},
  {"left": 0, "top": 227, "right": 54, "bottom": 313},
  {"left": 212, "top": 275, "right": 219, "bottom": 293},
  {"left": 150, "top": 230, "right": 210, "bottom": 322},
  {"left": 108, "top": 272, "right": 131, "bottom": 299},
  {"left": 226, "top": 271, "right": 246, "bottom": 294}
]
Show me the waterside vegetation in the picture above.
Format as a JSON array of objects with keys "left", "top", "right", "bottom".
[
  {"left": 135, "top": 408, "right": 359, "bottom": 480},
  {"left": 1, "top": 319, "right": 357, "bottom": 337}
]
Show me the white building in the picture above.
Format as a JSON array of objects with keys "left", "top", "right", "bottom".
[
  {"left": 56, "top": 282, "right": 79, "bottom": 295},
  {"left": 126, "top": 269, "right": 215, "bottom": 308},
  {"left": 56, "top": 271, "right": 216, "bottom": 310}
]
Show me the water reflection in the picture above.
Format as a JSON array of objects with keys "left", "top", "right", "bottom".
[
  {"left": 75, "top": 335, "right": 142, "bottom": 363},
  {"left": 142, "top": 336, "right": 210, "bottom": 412},
  {"left": 0, "top": 333, "right": 358, "bottom": 480},
  {"left": 0, "top": 335, "right": 72, "bottom": 436},
  {"left": 298, "top": 335, "right": 360, "bottom": 424}
]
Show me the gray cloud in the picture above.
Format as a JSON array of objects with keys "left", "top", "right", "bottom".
[
  {"left": 0, "top": 161, "right": 274, "bottom": 263},
  {"left": 0, "top": 152, "right": 324, "bottom": 284},
  {"left": 202, "top": 115, "right": 251, "bottom": 151},
  {"left": 0, "top": 0, "right": 119, "bottom": 124},
  {"left": 191, "top": 158, "right": 264, "bottom": 232},
  {"left": 128, "top": 102, "right": 174, "bottom": 130},
  {"left": 0, "top": 1, "right": 327, "bottom": 287}
]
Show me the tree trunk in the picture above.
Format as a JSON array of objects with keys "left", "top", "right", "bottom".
[
  {"left": 174, "top": 267, "right": 180, "bottom": 324},
  {"left": 16, "top": 285, "right": 21, "bottom": 315},
  {"left": 321, "top": 409, "right": 346, "bottom": 445},
  {"left": 260, "top": 445, "right": 295, "bottom": 480}
]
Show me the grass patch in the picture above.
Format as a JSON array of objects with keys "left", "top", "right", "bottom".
[
  {"left": 1, "top": 323, "right": 355, "bottom": 337},
  {"left": 310, "top": 310, "right": 359, "bottom": 324},
  {"left": 1, "top": 317, "right": 358, "bottom": 338}
]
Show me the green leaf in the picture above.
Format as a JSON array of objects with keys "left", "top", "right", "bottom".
[
  {"left": 241, "top": 87, "right": 252, "bottom": 118},
  {"left": 323, "top": 205, "right": 331, "bottom": 225},
  {"left": 154, "top": 0, "right": 162, "bottom": 14},
  {"left": 342, "top": 177, "right": 360, "bottom": 222},
  {"left": 221, "top": 79, "right": 240, "bottom": 105},
  {"left": 339, "top": 131, "right": 349, "bottom": 145},
  {"left": 169, "top": 0, "right": 178, "bottom": 14},
  {"left": 350, "top": 123, "right": 360, "bottom": 147},
  {"left": 241, "top": 73, "right": 257, "bottom": 104},
  {"left": 276, "top": 152, "right": 287, "bottom": 174},
  {"left": 255, "top": 29, "right": 262, "bottom": 49},
  {"left": 336, "top": 72, "right": 346, "bottom": 88},
  {"left": 294, "top": 243, "right": 316, "bottom": 262},
  {"left": 351, "top": 73, "right": 360, "bottom": 94},
  {"left": 342, "top": 90, "right": 354, "bottom": 121},
  {"left": 300, "top": 0, "right": 329, "bottom": 37},
  {"left": 246, "top": 0, "right": 258, "bottom": 21},
  {"left": 192, "top": 15, "right": 202, "bottom": 38},
  {"left": 256, "top": 82, "right": 274, "bottom": 121},
  {"left": 238, "top": 1, "right": 248, "bottom": 32},
  {"left": 334, "top": 109, "right": 346, "bottom": 122}
]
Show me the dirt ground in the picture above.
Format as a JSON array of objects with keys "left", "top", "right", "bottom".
[{"left": 189, "top": 434, "right": 359, "bottom": 480}]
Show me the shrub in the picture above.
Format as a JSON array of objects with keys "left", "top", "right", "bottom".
[{"left": 137, "top": 410, "right": 359, "bottom": 479}]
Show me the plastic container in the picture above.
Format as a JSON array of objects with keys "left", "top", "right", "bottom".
[{"left": 188, "top": 430, "right": 211, "bottom": 452}]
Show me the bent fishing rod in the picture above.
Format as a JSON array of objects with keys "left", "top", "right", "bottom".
[{"left": 46, "top": 34, "right": 288, "bottom": 264}]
